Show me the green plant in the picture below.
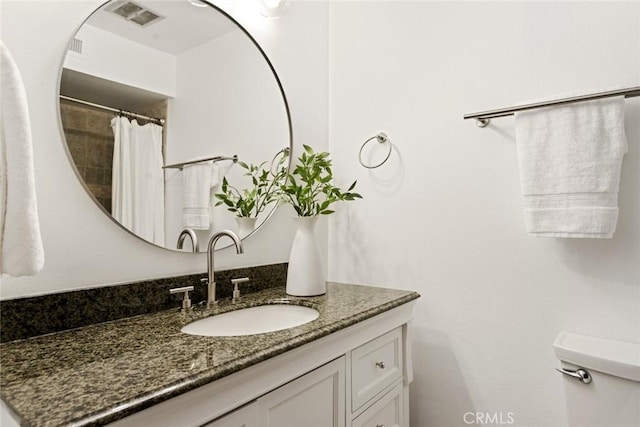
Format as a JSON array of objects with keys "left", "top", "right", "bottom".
[
  {"left": 215, "top": 161, "right": 284, "bottom": 218},
  {"left": 279, "top": 145, "right": 362, "bottom": 217}
]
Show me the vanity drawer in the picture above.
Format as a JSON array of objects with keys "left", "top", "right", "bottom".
[
  {"left": 351, "top": 327, "right": 403, "bottom": 411},
  {"left": 351, "top": 382, "right": 404, "bottom": 427}
]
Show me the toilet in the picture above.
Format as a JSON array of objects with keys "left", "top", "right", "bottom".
[{"left": 554, "top": 332, "right": 640, "bottom": 427}]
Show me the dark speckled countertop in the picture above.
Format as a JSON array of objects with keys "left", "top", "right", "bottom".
[{"left": 0, "top": 282, "right": 419, "bottom": 427}]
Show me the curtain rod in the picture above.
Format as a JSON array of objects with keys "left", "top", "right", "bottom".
[
  {"left": 60, "top": 95, "right": 165, "bottom": 126},
  {"left": 464, "top": 86, "right": 640, "bottom": 127},
  {"left": 163, "top": 155, "right": 238, "bottom": 170}
]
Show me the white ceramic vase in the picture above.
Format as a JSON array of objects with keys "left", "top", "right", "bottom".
[
  {"left": 235, "top": 217, "right": 257, "bottom": 238},
  {"left": 286, "top": 216, "right": 326, "bottom": 296}
]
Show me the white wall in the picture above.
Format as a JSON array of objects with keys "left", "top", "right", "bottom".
[
  {"left": 0, "top": 0, "right": 329, "bottom": 299},
  {"left": 65, "top": 23, "right": 176, "bottom": 97},
  {"left": 328, "top": 2, "right": 639, "bottom": 426}
]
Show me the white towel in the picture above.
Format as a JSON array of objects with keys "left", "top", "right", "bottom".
[
  {"left": 182, "top": 161, "right": 213, "bottom": 230},
  {"left": 515, "top": 96, "right": 627, "bottom": 238},
  {"left": 0, "top": 41, "right": 44, "bottom": 275},
  {"left": 210, "top": 163, "right": 220, "bottom": 188}
]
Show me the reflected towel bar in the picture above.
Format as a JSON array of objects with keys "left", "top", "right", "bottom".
[
  {"left": 464, "top": 86, "right": 640, "bottom": 127},
  {"left": 163, "top": 155, "right": 238, "bottom": 170}
]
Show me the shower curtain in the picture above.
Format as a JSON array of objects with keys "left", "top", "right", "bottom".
[{"left": 111, "top": 116, "right": 165, "bottom": 246}]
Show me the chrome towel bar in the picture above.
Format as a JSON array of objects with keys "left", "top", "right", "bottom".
[
  {"left": 464, "top": 86, "right": 640, "bottom": 127},
  {"left": 163, "top": 154, "right": 238, "bottom": 170}
]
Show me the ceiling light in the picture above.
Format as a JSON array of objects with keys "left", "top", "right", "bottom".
[
  {"left": 187, "top": 0, "right": 209, "bottom": 7},
  {"left": 259, "top": 0, "right": 290, "bottom": 18}
]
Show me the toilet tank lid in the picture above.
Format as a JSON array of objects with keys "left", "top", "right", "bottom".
[{"left": 553, "top": 332, "right": 640, "bottom": 382}]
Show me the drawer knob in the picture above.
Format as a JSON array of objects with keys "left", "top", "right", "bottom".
[
  {"left": 375, "top": 361, "right": 385, "bottom": 369},
  {"left": 376, "top": 424, "right": 385, "bottom": 427}
]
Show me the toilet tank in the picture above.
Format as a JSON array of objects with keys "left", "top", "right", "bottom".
[{"left": 554, "top": 332, "right": 640, "bottom": 427}]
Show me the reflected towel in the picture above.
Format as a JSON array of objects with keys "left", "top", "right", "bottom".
[
  {"left": 0, "top": 41, "right": 44, "bottom": 276},
  {"left": 210, "top": 163, "right": 220, "bottom": 188},
  {"left": 515, "top": 96, "right": 627, "bottom": 238},
  {"left": 182, "top": 162, "right": 213, "bottom": 229}
]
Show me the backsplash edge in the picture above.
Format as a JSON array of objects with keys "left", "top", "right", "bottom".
[{"left": 0, "top": 263, "right": 288, "bottom": 343}]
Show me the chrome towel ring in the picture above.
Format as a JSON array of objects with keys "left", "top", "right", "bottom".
[{"left": 359, "top": 132, "right": 392, "bottom": 169}]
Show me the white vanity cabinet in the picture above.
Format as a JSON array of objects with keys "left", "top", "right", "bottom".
[
  {"left": 352, "top": 382, "right": 404, "bottom": 427},
  {"left": 207, "top": 356, "right": 345, "bottom": 427},
  {"left": 109, "top": 302, "right": 415, "bottom": 427},
  {"left": 351, "top": 328, "right": 403, "bottom": 412},
  {"left": 349, "top": 328, "right": 405, "bottom": 427},
  {"left": 257, "top": 356, "right": 346, "bottom": 427},
  {"left": 203, "top": 403, "right": 258, "bottom": 427}
]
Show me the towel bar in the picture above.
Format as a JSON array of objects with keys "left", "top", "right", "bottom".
[
  {"left": 464, "top": 86, "right": 640, "bottom": 127},
  {"left": 163, "top": 155, "right": 238, "bottom": 170}
]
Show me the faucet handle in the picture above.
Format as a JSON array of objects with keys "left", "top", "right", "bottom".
[
  {"left": 230, "top": 277, "right": 250, "bottom": 302},
  {"left": 169, "top": 285, "right": 194, "bottom": 310}
]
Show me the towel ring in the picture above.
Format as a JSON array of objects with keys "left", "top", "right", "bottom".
[
  {"left": 359, "top": 132, "right": 392, "bottom": 169},
  {"left": 270, "top": 147, "right": 290, "bottom": 175}
]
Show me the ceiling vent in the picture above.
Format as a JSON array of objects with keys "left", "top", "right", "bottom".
[{"left": 106, "top": 1, "right": 164, "bottom": 27}]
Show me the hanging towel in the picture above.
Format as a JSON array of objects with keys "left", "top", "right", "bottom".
[
  {"left": 182, "top": 161, "right": 213, "bottom": 229},
  {"left": 515, "top": 96, "right": 627, "bottom": 238},
  {"left": 208, "top": 162, "right": 221, "bottom": 220},
  {"left": 0, "top": 41, "right": 44, "bottom": 275},
  {"left": 210, "top": 162, "right": 220, "bottom": 188}
]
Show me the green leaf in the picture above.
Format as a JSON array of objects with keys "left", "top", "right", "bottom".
[{"left": 276, "top": 145, "right": 363, "bottom": 216}]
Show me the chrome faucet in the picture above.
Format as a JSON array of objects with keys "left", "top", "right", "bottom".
[
  {"left": 206, "top": 230, "right": 244, "bottom": 307},
  {"left": 177, "top": 228, "right": 199, "bottom": 252}
]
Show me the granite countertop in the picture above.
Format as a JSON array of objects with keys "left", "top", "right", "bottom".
[{"left": 0, "top": 282, "right": 419, "bottom": 427}]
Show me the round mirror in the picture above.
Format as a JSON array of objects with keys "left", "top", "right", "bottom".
[{"left": 58, "top": 0, "right": 292, "bottom": 252}]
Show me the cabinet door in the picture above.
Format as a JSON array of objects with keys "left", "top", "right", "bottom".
[
  {"left": 202, "top": 402, "right": 258, "bottom": 427},
  {"left": 257, "top": 356, "right": 346, "bottom": 427}
]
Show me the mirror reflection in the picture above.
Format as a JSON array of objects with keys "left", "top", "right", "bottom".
[{"left": 59, "top": 0, "right": 291, "bottom": 252}]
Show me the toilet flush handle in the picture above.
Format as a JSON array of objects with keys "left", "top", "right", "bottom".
[{"left": 556, "top": 367, "right": 592, "bottom": 384}]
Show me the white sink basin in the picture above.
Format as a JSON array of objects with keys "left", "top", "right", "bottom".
[{"left": 181, "top": 304, "right": 319, "bottom": 337}]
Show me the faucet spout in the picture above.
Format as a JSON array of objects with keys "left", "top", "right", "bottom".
[
  {"left": 177, "top": 228, "right": 199, "bottom": 252},
  {"left": 206, "top": 230, "right": 244, "bottom": 307}
]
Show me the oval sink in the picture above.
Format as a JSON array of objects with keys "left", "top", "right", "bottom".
[{"left": 181, "top": 304, "right": 319, "bottom": 337}]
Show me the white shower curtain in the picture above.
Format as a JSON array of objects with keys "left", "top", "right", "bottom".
[{"left": 111, "top": 116, "right": 165, "bottom": 246}]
